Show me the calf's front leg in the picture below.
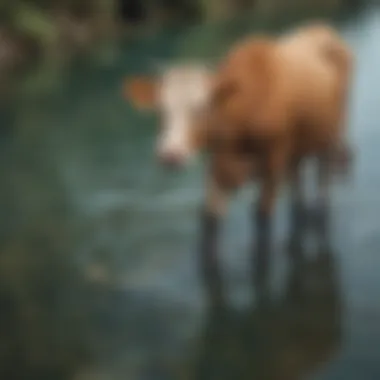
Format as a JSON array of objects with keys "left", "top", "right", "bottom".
[{"left": 199, "top": 176, "right": 231, "bottom": 300}]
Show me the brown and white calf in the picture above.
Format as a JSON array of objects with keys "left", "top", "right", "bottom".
[{"left": 123, "top": 22, "right": 354, "bottom": 268}]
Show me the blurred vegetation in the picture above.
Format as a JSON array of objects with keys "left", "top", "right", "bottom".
[
  {"left": 0, "top": 0, "right": 116, "bottom": 66},
  {"left": 0, "top": 0, "right": 367, "bottom": 75},
  {"left": 0, "top": 0, "right": 368, "bottom": 114}
]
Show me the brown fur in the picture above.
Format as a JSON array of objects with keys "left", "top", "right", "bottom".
[{"left": 201, "top": 24, "right": 354, "bottom": 217}]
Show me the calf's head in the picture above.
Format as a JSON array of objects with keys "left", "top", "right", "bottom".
[{"left": 124, "top": 64, "right": 213, "bottom": 169}]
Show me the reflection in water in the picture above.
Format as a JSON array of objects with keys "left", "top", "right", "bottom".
[{"left": 195, "top": 209, "right": 342, "bottom": 380}]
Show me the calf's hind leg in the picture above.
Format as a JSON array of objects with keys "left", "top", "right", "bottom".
[
  {"left": 315, "top": 151, "right": 332, "bottom": 237},
  {"left": 255, "top": 141, "right": 291, "bottom": 242},
  {"left": 252, "top": 142, "right": 290, "bottom": 285}
]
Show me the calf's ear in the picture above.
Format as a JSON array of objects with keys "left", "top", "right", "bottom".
[{"left": 122, "top": 76, "right": 157, "bottom": 110}]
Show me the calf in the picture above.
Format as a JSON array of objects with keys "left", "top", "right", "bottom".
[{"left": 123, "top": 22, "right": 354, "bottom": 271}]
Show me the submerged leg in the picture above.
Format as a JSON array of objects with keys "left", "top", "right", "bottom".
[
  {"left": 289, "top": 156, "right": 307, "bottom": 229},
  {"left": 288, "top": 156, "right": 308, "bottom": 256}
]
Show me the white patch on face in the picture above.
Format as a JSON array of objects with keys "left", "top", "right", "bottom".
[{"left": 156, "top": 64, "right": 211, "bottom": 164}]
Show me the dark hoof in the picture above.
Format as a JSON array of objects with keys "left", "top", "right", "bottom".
[
  {"left": 199, "top": 209, "right": 219, "bottom": 257},
  {"left": 313, "top": 206, "right": 329, "bottom": 231},
  {"left": 334, "top": 144, "right": 354, "bottom": 180},
  {"left": 255, "top": 208, "right": 272, "bottom": 243},
  {"left": 290, "top": 202, "right": 309, "bottom": 230},
  {"left": 287, "top": 234, "right": 303, "bottom": 259}
]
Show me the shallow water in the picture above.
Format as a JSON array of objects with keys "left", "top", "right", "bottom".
[{"left": 0, "top": 3, "right": 380, "bottom": 380}]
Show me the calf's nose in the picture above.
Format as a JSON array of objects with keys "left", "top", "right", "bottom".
[{"left": 158, "top": 150, "right": 185, "bottom": 169}]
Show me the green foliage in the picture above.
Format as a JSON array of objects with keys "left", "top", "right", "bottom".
[{"left": 11, "top": 2, "right": 59, "bottom": 47}]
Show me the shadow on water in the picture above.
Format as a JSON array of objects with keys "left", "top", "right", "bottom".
[{"left": 0, "top": 1, "right": 380, "bottom": 379}]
